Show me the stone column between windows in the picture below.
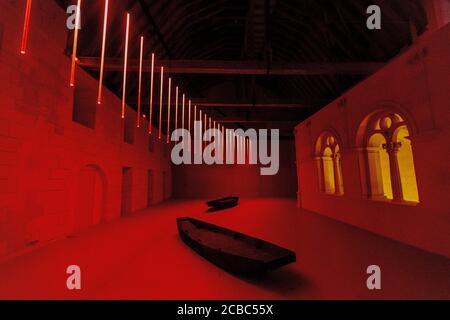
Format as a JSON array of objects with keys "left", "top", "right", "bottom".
[
  {"left": 314, "top": 157, "right": 325, "bottom": 193},
  {"left": 384, "top": 142, "right": 404, "bottom": 202},
  {"left": 333, "top": 153, "right": 344, "bottom": 195}
]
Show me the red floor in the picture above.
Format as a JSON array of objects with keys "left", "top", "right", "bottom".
[{"left": 0, "top": 198, "right": 448, "bottom": 300}]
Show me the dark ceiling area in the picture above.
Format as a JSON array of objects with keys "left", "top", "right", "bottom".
[{"left": 56, "top": 0, "right": 428, "bottom": 138}]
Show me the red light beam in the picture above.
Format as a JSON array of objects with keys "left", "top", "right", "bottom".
[
  {"left": 175, "top": 86, "right": 179, "bottom": 130},
  {"left": 97, "top": 0, "right": 109, "bottom": 104},
  {"left": 137, "top": 36, "right": 144, "bottom": 127},
  {"left": 69, "top": 0, "right": 82, "bottom": 87},
  {"left": 20, "top": 0, "right": 33, "bottom": 55},
  {"left": 148, "top": 53, "right": 155, "bottom": 134},
  {"left": 121, "top": 13, "right": 130, "bottom": 119},
  {"left": 158, "top": 66, "right": 164, "bottom": 139},
  {"left": 166, "top": 78, "right": 172, "bottom": 143}
]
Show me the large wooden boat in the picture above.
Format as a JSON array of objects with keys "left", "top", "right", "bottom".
[{"left": 177, "top": 217, "right": 296, "bottom": 274}]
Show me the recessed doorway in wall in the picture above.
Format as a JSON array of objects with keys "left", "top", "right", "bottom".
[
  {"left": 148, "top": 134, "right": 155, "bottom": 152},
  {"left": 124, "top": 115, "right": 135, "bottom": 144},
  {"left": 72, "top": 82, "right": 96, "bottom": 129},
  {"left": 74, "top": 165, "right": 107, "bottom": 232},
  {"left": 147, "top": 170, "right": 154, "bottom": 207},
  {"left": 162, "top": 171, "right": 167, "bottom": 201},
  {"left": 121, "top": 167, "right": 133, "bottom": 216}
]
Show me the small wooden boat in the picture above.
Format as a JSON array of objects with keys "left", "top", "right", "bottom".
[
  {"left": 177, "top": 217, "right": 296, "bottom": 274},
  {"left": 206, "top": 196, "right": 239, "bottom": 209}
]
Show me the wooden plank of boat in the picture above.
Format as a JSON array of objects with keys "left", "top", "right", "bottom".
[
  {"left": 206, "top": 196, "right": 239, "bottom": 209},
  {"left": 177, "top": 217, "right": 296, "bottom": 274}
]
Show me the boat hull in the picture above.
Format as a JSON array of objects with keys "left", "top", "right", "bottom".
[
  {"left": 206, "top": 196, "right": 239, "bottom": 210},
  {"left": 177, "top": 217, "right": 296, "bottom": 275}
]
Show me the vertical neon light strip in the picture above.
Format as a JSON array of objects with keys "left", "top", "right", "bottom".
[
  {"left": 248, "top": 138, "right": 251, "bottom": 163},
  {"left": 121, "top": 13, "right": 130, "bottom": 118},
  {"left": 148, "top": 53, "right": 155, "bottom": 134},
  {"left": 213, "top": 120, "right": 216, "bottom": 153},
  {"left": 204, "top": 113, "right": 207, "bottom": 149},
  {"left": 137, "top": 36, "right": 144, "bottom": 127},
  {"left": 97, "top": 0, "right": 109, "bottom": 104},
  {"left": 166, "top": 78, "right": 172, "bottom": 143},
  {"left": 175, "top": 87, "right": 179, "bottom": 130},
  {"left": 217, "top": 123, "right": 223, "bottom": 159},
  {"left": 199, "top": 110, "right": 202, "bottom": 153},
  {"left": 222, "top": 125, "right": 225, "bottom": 162},
  {"left": 181, "top": 94, "right": 185, "bottom": 147},
  {"left": 188, "top": 100, "right": 192, "bottom": 149},
  {"left": 229, "top": 131, "right": 232, "bottom": 161},
  {"left": 215, "top": 121, "right": 218, "bottom": 160},
  {"left": 229, "top": 130, "right": 233, "bottom": 162},
  {"left": 181, "top": 94, "right": 185, "bottom": 132},
  {"left": 70, "top": 0, "right": 82, "bottom": 87},
  {"left": 188, "top": 100, "right": 192, "bottom": 134},
  {"left": 158, "top": 67, "right": 164, "bottom": 139},
  {"left": 194, "top": 106, "right": 197, "bottom": 154},
  {"left": 20, "top": 0, "right": 33, "bottom": 55},
  {"left": 243, "top": 137, "right": 246, "bottom": 163}
]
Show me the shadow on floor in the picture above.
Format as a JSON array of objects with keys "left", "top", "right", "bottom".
[
  {"left": 234, "top": 266, "right": 314, "bottom": 297},
  {"left": 205, "top": 204, "right": 239, "bottom": 213}
]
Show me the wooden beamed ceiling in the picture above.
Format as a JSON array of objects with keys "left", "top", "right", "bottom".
[
  {"left": 77, "top": 57, "right": 384, "bottom": 75},
  {"left": 56, "top": 0, "right": 428, "bottom": 138}
]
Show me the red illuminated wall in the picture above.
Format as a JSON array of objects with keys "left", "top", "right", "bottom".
[
  {"left": 172, "top": 140, "right": 297, "bottom": 198},
  {"left": 294, "top": 23, "right": 450, "bottom": 258},
  {"left": 0, "top": 1, "right": 172, "bottom": 259}
]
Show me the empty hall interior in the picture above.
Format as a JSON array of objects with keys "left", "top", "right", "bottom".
[{"left": 0, "top": 0, "right": 449, "bottom": 299}]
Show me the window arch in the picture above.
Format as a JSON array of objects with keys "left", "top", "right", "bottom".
[
  {"left": 357, "top": 111, "right": 419, "bottom": 202},
  {"left": 315, "top": 132, "right": 344, "bottom": 195}
]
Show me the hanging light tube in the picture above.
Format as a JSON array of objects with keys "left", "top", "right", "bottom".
[
  {"left": 121, "top": 13, "right": 130, "bottom": 118},
  {"left": 175, "top": 87, "right": 179, "bottom": 130},
  {"left": 194, "top": 105, "right": 197, "bottom": 154},
  {"left": 97, "top": 0, "right": 109, "bottom": 104},
  {"left": 148, "top": 53, "right": 155, "bottom": 134},
  {"left": 213, "top": 120, "right": 216, "bottom": 152},
  {"left": 137, "top": 36, "right": 144, "bottom": 127},
  {"left": 222, "top": 125, "right": 225, "bottom": 162},
  {"left": 202, "top": 112, "right": 208, "bottom": 148},
  {"left": 20, "top": 0, "right": 33, "bottom": 55},
  {"left": 188, "top": 100, "right": 192, "bottom": 134},
  {"left": 166, "top": 78, "right": 172, "bottom": 143},
  {"left": 69, "top": 0, "right": 82, "bottom": 87},
  {"left": 158, "top": 66, "right": 164, "bottom": 139},
  {"left": 182, "top": 94, "right": 185, "bottom": 132},
  {"left": 181, "top": 94, "right": 185, "bottom": 147},
  {"left": 199, "top": 109, "right": 202, "bottom": 153}
]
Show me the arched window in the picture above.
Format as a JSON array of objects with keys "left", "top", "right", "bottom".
[
  {"left": 358, "top": 111, "right": 419, "bottom": 202},
  {"left": 315, "top": 132, "right": 344, "bottom": 195}
]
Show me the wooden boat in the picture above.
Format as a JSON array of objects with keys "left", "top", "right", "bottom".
[
  {"left": 206, "top": 196, "right": 239, "bottom": 209},
  {"left": 177, "top": 217, "right": 296, "bottom": 274}
]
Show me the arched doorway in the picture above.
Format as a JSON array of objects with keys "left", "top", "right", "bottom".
[{"left": 74, "top": 165, "right": 107, "bottom": 232}]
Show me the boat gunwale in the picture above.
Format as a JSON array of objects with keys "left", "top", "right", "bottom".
[{"left": 176, "top": 217, "right": 296, "bottom": 262}]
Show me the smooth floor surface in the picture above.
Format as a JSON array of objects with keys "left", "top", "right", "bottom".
[{"left": 0, "top": 198, "right": 449, "bottom": 299}]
